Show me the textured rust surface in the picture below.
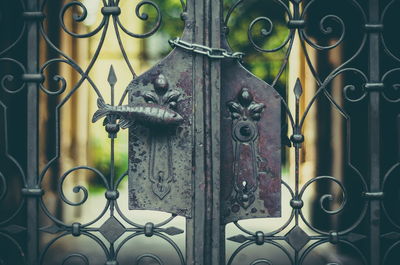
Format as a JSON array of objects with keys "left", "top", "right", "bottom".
[
  {"left": 221, "top": 55, "right": 281, "bottom": 224},
  {"left": 128, "top": 48, "right": 193, "bottom": 217}
]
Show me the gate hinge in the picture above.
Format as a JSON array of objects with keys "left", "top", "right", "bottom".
[{"left": 169, "top": 37, "right": 245, "bottom": 60}]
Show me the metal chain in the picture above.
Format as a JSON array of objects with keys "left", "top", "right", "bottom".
[{"left": 168, "top": 37, "right": 245, "bottom": 60}]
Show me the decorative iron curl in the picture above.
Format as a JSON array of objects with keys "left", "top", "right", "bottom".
[
  {"left": 33, "top": 167, "right": 111, "bottom": 229},
  {"left": 136, "top": 254, "right": 164, "bottom": 265},
  {"left": 300, "top": 0, "right": 347, "bottom": 51},
  {"left": 39, "top": 59, "right": 84, "bottom": 96},
  {"left": 60, "top": 1, "right": 107, "bottom": 38},
  {"left": 338, "top": 68, "right": 369, "bottom": 103},
  {"left": 36, "top": 166, "right": 112, "bottom": 228},
  {"left": 61, "top": 253, "right": 89, "bottom": 265},
  {"left": 299, "top": 176, "right": 347, "bottom": 215},
  {"left": 115, "top": 1, "right": 162, "bottom": 38},
  {"left": 248, "top": 16, "right": 293, "bottom": 53},
  {"left": 381, "top": 68, "right": 400, "bottom": 103},
  {"left": 251, "top": 17, "right": 272, "bottom": 36},
  {"left": 300, "top": 14, "right": 345, "bottom": 50},
  {"left": 298, "top": 174, "right": 368, "bottom": 236},
  {"left": 58, "top": 166, "right": 109, "bottom": 207},
  {"left": 343, "top": 85, "right": 365, "bottom": 102},
  {"left": 0, "top": 58, "right": 26, "bottom": 94},
  {"left": 298, "top": 176, "right": 348, "bottom": 235}
]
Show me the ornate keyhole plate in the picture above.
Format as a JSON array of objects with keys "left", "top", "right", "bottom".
[{"left": 221, "top": 55, "right": 282, "bottom": 224}]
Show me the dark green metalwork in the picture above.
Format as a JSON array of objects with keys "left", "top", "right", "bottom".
[{"left": 0, "top": 0, "right": 399, "bottom": 264}]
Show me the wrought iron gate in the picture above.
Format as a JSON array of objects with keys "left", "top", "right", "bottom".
[{"left": 0, "top": 0, "right": 400, "bottom": 264}]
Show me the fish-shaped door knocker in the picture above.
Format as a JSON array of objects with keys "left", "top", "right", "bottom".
[{"left": 92, "top": 98, "right": 184, "bottom": 129}]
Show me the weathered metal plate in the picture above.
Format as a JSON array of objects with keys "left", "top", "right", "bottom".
[
  {"left": 128, "top": 48, "right": 193, "bottom": 217},
  {"left": 221, "top": 56, "right": 281, "bottom": 224}
]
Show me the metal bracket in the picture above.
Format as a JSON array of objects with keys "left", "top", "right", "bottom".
[
  {"left": 287, "top": 20, "right": 305, "bottom": 29},
  {"left": 21, "top": 188, "right": 44, "bottom": 197},
  {"left": 364, "top": 82, "right": 384, "bottom": 92},
  {"left": 22, "top": 11, "right": 45, "bottom": 20},
  {"left": 362, "top": 191, "right": 384, "bottom": 200},
  {"left": 364, "top": 24, "right": 384, "bottom": 32},
  {"left": 169, "top": 37, "right": 245, "bottom": 60},
  {"left": 101, "top": 6, "right": 121, "bottom": 16}
]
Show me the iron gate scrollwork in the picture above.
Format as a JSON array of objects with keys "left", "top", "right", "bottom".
[{"left": 0, "top": 0, "right": 400, "bottom": 265}]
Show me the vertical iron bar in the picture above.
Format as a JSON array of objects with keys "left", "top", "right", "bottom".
[
  {"left": 293, "top": 79, "right": 301, "bottom": 265},
  {"left": 186, "top": 0, "right": 223, "bottom": 263},
  {"left": 368, "top": 0, "right": 381, "bottom": 264},
  {"left": 293, "top": 3, "right": 301, "bottom": 264},
  {"left": 186, "top": 0, "right": 206, "bottom": 264},
  {"left": 207, "top": 0, "right": 223, "bottom": 264},
  {"left": 26, "top": 0, "right": 40, "bottom": 264},
  {"left": 204, "top": 0, "right": 213, "bottom": 259},
  {"left": 109, "top": 66, "right": 116, "bottom": 190}
]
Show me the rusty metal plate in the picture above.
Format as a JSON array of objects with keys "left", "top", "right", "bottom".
[
  {"left": 128, "top": 48, "right": 193, "bottom": 217},
  {"left": 221, "top": 57, "right": 281, "bottom": 224}
]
